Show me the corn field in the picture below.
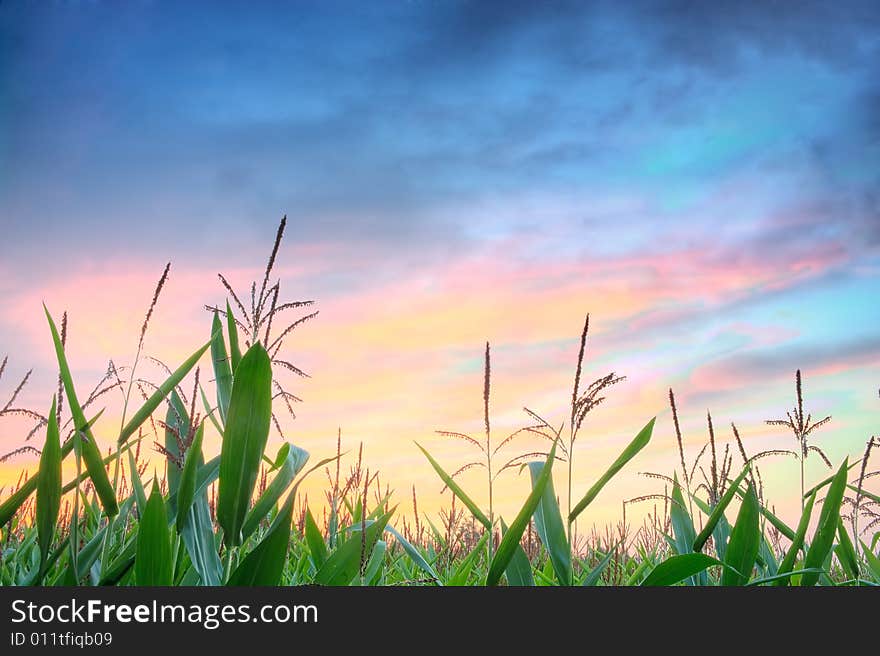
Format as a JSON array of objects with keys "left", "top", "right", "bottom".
[{"left": 1, "top": 218, "right": 878, "bottom": 587}]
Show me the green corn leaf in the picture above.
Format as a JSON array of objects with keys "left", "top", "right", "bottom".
[
  {"left": 175, "top": 423, "right": 205, "bottom": 532},
  {"left": 83, "top": 490, "right": 100, "bottom": 529},
  {"left": 368, "top": 497, "right": 392, "bottom": 521},
  {"left": 179, "top": 567, "right": 200, "bottom": 586},
  {"left": 669, "top": 474, "right": 695, "bottom": 555},
  {"left": 819, "top": 552, "right": 835, "bottom": 586},
  {"left": 227, "top": 491, "right": 295, "bottom": 586},
  {"left": 759, "top": 534, "right": 779, "bottom": 577},
  {"left": 76, "top": 526, "right": 108, "bottom": 581},
  {"left": 1, "top": 476, "right": 38, "bottom": 529},
  {"left": 195, "top": 456, "right": 221, "bottom": 498},
  {"left": 500, "top": 518, "right": 534, "bottom": 587},
  {"left": 693, "top": 465, "right": 751, "bottom": 552},
  {"left": 582, "top": 547, "right": 617, "bottom": 586},
  {"left": 734, "top": 485, "right": 796, "bottom": 542},
  {"left": 0, "top": 410, "right": 109, "bottom": 528},
  {"left": 775, "top": 490, "right": 816, "bottom": 586},
  {"left": 449, "top": 532, "right": 489, "bottom": 586},
  {"left": 118, "top": 338, "right": 213, "bottom": 446},
  {"left": 713, "top": 511, "right": 733, "bottom": 563},
  {"left": 241, "top": 443, "right": 309, "bottom": 541},
  {"left": 859, "top": 540, "right": 880, "bottom": 580},
  {"left": 424, "top": 516, "right": 444, "bottom": 548},
  {"left": 569, "top": 417, "right": 655, "bottom": 522},
  {"left": 528, "top": 461, "right": 571, "bottom": 586},
  {"left": 37, "top": 540, "right": 69, "bottom": 586},
  {"left": 314, "top": 509, "right": 394, "bottom": 586},
  {"left": 217, "top": 342, "right": 273, "bottom": 547},
  {"left": 235, "top": 452, "right": 336, "bottom": 580},
  {"left": 385, "top": 525, "right": 441, "bottom": 584},
  {"left": 625, "top": 557, "right": 653, "bottom": 585},
  {"left": 535, "top": 560, "right": 556, "bottom": 586},
  {"left": 211, "top": 311, "right": 233, "bottom": 424},
  {"left": 487, "top": 441, "right": 558, "bottom": 586},
  {"left": 803, "top": 460, "right": 860, "bottom": 498},
  {"left": 671, "top": 480, "right": 706, "bottom": 583},
  {"left": 36, "top": 396, "right": 62, "bottom": 571},
  {"left": 414, "top": 441, "right": 491, "bottom": 529},
  {"left": 848, "top": 484, "right": 880, "bottom": 506},
  {"left": 304, "top": 508, "right": 328, "bottom": 569},
  {"left": 362, "top": 540, "right": 387, "bottom": 585},
  {"left": 44, "top": 305, "right": 118, "bottom": 516},
  {"left": 237, "top": 450, "right": 334, "bottom": 552},
  {"left": 173, "top": 446, "right": 223, "bottom": 587},
  {"left": 226, "top": 300, "right": 242, "bottom": 372},
  {"left": 327, "top": 499, "right": 340, "bottom": 549},
  {"left": 757, "top": 506, "right": 796, "bottom": 543},
  {"left": 642, "top": 553, "right": 728, "bottom": 586},
  {"left": 61, "top": 556, "right": 79, "bottom": 587},
  {"left": 802, "top": 458, "right": 848, "bottom": 586},
  {"left": 721, "top": 483, "right": 760, "bottom": 586},
  {"left": 692, "top": 491, "right": 734, "bottom": 563},
  {"left": 135, "top": 479, "right": 172, "bottom": 585},
  {"left": 199, "top": 384, "right": 224, "bottom": 436},
  {"left": 149, "top": 452, "right": 216, "bottom": 527},
  {"left": 163, "top": 390, "right": 189, "bottom": 498},
  {"left": 180, "top": 494, "right": 222, "bottom": 586},
  {"left": 746, "top": 568, "right": 824, "bottom": 586},
  {"left": 835, "top": 518, "right": 859, "bottom": 581},
  {"left": 127, "top": 450, "right": 147, "bottom": 516},
  {"left": 98, "top": 537, "right": 137, "bottom": 586}
]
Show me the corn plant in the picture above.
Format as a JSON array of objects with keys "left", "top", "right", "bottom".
[
  {"left": 1, "top": 218, "right": 879, "bottom": 587},
  {"left": 766, "top": 369, "right": 832, "bottom": 510}
]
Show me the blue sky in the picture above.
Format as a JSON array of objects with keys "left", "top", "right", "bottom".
[{"left": 3, "top": 1, "right": 877, "bottom": 264}]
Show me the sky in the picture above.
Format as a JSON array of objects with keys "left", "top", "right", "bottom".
[{"left": 1, "top": 1, "right": 879, "bottom": 533}]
